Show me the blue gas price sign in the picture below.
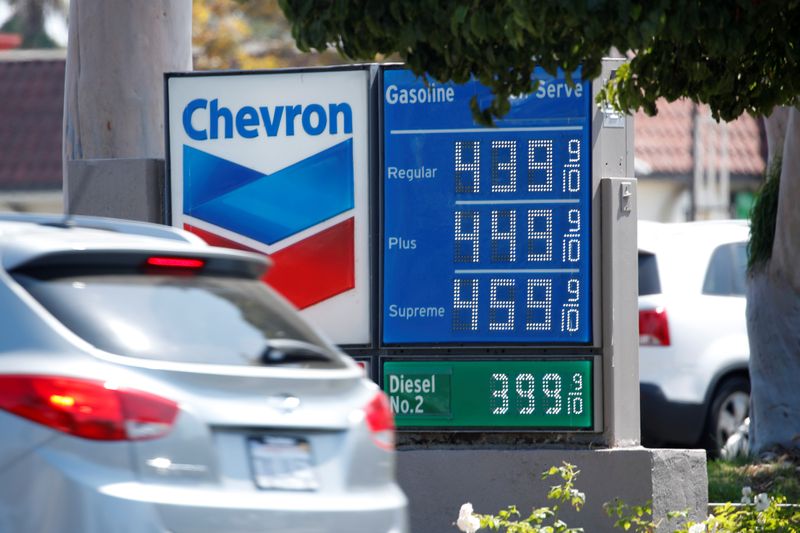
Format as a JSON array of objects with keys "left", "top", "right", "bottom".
[{"left": 382, "top": 68, "right": 592, "bottom": 344}]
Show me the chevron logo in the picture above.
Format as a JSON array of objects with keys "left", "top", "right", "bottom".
[
  {"left": 182, "top": 140, "right": 356, "bottom": 309},
  {"left": 184, "top": 139, "right": 354, "bottom": 244}
]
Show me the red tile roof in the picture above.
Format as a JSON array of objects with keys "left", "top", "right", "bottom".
[
  {"left": 0, "top": 33, "right": 22, "bottom": 50},
  {"left": 635, "top": 99, "right": 765, "bottom": 177},
  {"left": 0, "top": 52, "right": 64, "bottom": 191}
]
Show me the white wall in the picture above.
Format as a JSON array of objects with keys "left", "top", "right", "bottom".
[
  {"left": 0, "top": 191, "right": 63, "bottom": 214},
  {"left": 637, "top": 179, "right": 690, "bottom": 222}
]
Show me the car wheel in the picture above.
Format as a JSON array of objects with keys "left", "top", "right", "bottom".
[{"left": 704, "top": 376, "right": 750, "bottom": 456}]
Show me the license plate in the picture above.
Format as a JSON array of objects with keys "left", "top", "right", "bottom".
[{"left": 248, "top": 436, "right": 318, "bottom": 491}]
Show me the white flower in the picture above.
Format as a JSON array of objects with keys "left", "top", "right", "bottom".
[
  {"left": 755, "top": 493, "right": 770, "bottom": 512},
  {"left": 741, "top": 486, "right": 753, "bottom": 504},
  {"left": 456, "top": 503, "right": 481, "bottom": 533},
  {"left": 688, "top": 523, "right": 706, "bottom": 533},
  {"left": 569, "top": 488, "right": 586, "bottom": 501}
]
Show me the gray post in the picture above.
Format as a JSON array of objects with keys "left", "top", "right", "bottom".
[
  {"left": 600, "top": 177, "right": 640, "bottom": 446},
  {"left": 62, "top": 0, "right": 192, "bottom": 222},
  {"left": 592, "top": 58, "right": 640, "bottom": 447}
]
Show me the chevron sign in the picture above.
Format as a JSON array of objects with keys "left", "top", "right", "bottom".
[{"left": 166, "top": 69, "right": 371, "bottom": 345}]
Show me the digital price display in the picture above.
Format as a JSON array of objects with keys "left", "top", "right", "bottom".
[
  {"left": 383, "top": 360, "right": 592, "bottom": 428},
  {"left": 382, "top": 68, "right": 592, "bottom": 344}
]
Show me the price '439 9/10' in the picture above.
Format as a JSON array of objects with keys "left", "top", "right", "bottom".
[{"left": 454, "top": 139, "right": 582, "bottom": 194}]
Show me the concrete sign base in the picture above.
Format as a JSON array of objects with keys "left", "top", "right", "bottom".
[
  {"left": 67, "top": 158, "right": 165, "bottom": 223},
  {"left": 397, "top": 447, "right": 707, "bottom": 532}
]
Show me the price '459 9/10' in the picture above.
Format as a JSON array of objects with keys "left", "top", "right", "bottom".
[{"left": 453, "top": 277, "right": 581, "bottom": 333}]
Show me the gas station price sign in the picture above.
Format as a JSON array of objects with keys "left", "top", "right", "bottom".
[
  {"left": 382, "top": 68, "right": 593, "bottom": 344},
  {"left": 384, "top": 360, "right": 593, "bottom": 428}
]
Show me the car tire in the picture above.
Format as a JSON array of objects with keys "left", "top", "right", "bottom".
[{"left": 704, "top": 376, "right": 750, "bottom": 457}]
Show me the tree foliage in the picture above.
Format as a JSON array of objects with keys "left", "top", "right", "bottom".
[
  {"left": 193, "top": 0, "right": 345, "bottom": 70},
  {"left": 193, "top": 0, "right": 259, "bottom": 69},
  {"left": 1, "top": 0, "right": 65, "bottom": 48},
  {"left": 748, "top": 155, "right": 781, "bottom": 273},
  {"left": 279, "top": 0, "right": 800, "bottom": 122}
]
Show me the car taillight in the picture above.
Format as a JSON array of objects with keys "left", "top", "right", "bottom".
[
  {"left": 0, "top": 375, "right": 178, "bottom": 441},
  {"left": 364, "top": 391, "right": 395, "bottom": 451},
  {"left": 639, "top": 307, "right": 671, "bottom": 346},
  {"left": 145, "top": 257, "right": 205, "bottom": 269},
  {"left": 143, "top": 256, "right": 205, "bottom": 275}
]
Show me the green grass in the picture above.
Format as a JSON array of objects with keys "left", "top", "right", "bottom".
[{"left": 708, "top": 457, "right": 800, "bottom": 503}]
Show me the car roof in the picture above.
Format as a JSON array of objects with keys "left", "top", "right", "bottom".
[
  {"left": 0, "top": 213, "right": 205, "bottom": 243},
  {"left": 638, "top": 219, "right": 749, "bottom": 252},
  {"left": 638, "top": 219, "right": 750, "bottom": 294},
  {"left": 0, "top": 213, "right": 268, "bottom": 272}
]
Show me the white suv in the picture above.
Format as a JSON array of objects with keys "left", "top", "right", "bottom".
[{"left": 638, "top": 220, "right": 750, "bottom": 455}]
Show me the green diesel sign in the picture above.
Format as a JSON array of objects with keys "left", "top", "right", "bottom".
[
  {"left": 386, "top": 368, "right": 452, "bottom": 417},
  {"left": 383, "top": 360, "right": 592, "bottom": 429}
]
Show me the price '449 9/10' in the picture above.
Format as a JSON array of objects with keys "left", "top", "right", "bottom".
[{"left": 454, "top": 208, "right": 582, "bottom": 264}]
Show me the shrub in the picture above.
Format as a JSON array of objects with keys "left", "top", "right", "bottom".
[{"left": 455, "top": 464, "right": 800, "bottom": 532}]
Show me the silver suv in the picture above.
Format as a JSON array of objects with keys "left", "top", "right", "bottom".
[{"left": 0, "top": 213, "right": 407, "bottom": 533}]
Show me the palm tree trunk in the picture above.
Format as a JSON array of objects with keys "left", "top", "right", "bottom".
[
  {"left": 62, "top": 0, "right": 192, "bottom": 216},
  {"left": 747, "top": 106, "right": 800, "bottom": 455}
]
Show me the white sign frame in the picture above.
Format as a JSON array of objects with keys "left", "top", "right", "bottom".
[{"left": 165, "top": 67, "right": 372, "bottom": 345}]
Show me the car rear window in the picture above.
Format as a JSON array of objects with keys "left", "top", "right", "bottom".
[
  {"left": 13, "top": 272, "right": 347, "bottom": 369},
  {"left": 638, "top": 252, "right": 661, "bottom": 295},
  {"left": 702, "top": 242, "right": 748, "bottom": 296}
]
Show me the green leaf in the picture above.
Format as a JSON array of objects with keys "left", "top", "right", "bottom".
[{"left": 470, "top": 12, "right": 487, "bottom": 41}]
